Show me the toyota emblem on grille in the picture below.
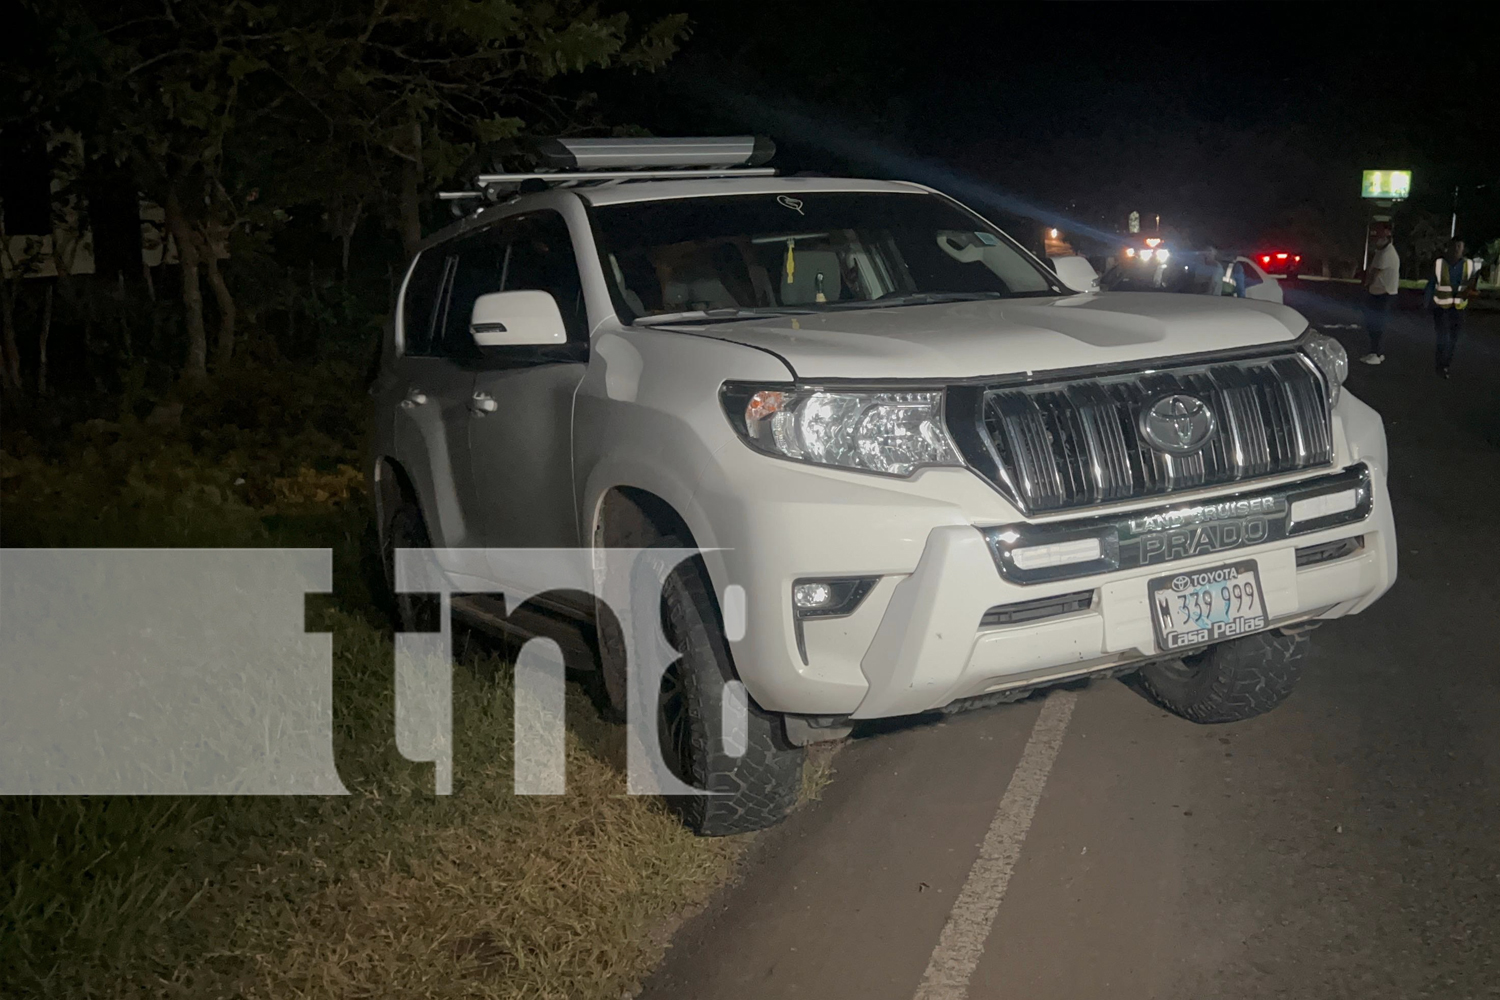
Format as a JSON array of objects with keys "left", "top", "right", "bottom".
[{"left": 1139, "top": 393, "right": 1216, "bottom": 454}]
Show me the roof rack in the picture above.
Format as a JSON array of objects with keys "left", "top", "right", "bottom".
[{"left": 438, "top": 135, "right": 777, "bottom": 205}]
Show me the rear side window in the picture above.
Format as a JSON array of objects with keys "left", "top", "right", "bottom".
[{"left": 401, "top": 252, "right": 447, "bottom": 356}]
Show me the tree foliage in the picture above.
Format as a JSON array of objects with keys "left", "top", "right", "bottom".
[
  {"left": 6, "top": 0, "right": 688, "bottom": 386},
  {"left": 265, "top": 1, "right": 688, "bottom": 255}
]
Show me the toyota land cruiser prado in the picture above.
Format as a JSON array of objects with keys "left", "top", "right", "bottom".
[{"left": 369, "top": 137, "right": 1395, "bottom": 835}]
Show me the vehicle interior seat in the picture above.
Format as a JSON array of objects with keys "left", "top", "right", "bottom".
[
  {"left": 607, "top": 254, "right": 648, "bottom": 315},
  {"left": 653, "top": 242, "right": 754, "bottom": 312}
]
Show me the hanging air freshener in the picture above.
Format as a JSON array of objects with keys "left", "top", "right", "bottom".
[
  {"left": 814, "top": 272, "right": 827, "bottom": 303},
  {"left": 785, "top": 238, "right": 796, "bottom": 285}
]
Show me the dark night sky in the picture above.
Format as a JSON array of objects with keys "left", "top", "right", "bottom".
[{"left": 609, "top": 3, "right": 1498, "bottom": 260}]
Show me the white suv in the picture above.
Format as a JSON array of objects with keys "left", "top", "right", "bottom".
[{"left": 369, "top": 138, "right": 1396, "bottom": 835}]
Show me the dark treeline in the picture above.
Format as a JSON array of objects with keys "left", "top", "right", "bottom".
[{"left": 0, "top": 1, "right": 688, "bottom": 423}]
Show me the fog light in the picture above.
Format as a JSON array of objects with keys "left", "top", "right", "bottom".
[
  {"left": 1290, "top": 488, "right": 1357, "bottom": 524},
  {"left": 793, "top": 581, "right": 833, "bottom": 610},
  {"left": 791, "top": 577, "right": 878, "bottom": 619},
  {"left": 791, "top": 576, "right": 880, "bottom": 666},
  {"left": 1009, "top": 537, "right": 1103, "bottom": 571}
]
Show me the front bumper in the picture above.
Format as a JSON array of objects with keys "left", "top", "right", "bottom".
[
  {"left": 851, "top": 462, "right": 1391, "bottom": 718},
  {"left": 697, "top": 456, "right": 1395, "bottom": 720}
]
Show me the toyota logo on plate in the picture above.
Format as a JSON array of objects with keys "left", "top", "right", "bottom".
[{"left": 1139, "top": 393, "right": 1216, "bottom": 455}]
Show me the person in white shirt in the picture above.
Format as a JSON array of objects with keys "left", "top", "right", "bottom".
[{"left": 1360, "top": 224, "right": 1400, "bottom": 364}]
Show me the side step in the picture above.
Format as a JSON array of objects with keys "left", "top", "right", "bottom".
[{"left": 451, "top": 594, "right": 598, "bottom": 667}]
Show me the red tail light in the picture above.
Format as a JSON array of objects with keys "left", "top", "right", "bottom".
[
  {"left": 1262, "top": 255, "right": 1271, "bottom": 263},
  {"left": 1293, "top": 255, "right": 1301, "bottom": 262},
  {"left": 1275, "top": 252, "right": 1288, "bottom": 259}
]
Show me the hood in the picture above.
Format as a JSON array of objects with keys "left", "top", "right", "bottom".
[{"left": 654, "top": 293, "right": 1309, "bottom": 380}]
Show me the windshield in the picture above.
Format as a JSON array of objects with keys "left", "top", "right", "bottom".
[{"left": 587, "top": 192, "right": 1063, "bottom": 322}]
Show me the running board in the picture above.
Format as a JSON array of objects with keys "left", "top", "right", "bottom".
[{"left": 451, "top": 595, "right": 598, "bottom": 666}]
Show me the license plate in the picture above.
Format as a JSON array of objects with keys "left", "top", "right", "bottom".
[{"left": 1148, "top": 560, "right": 1268, "bottom": 652}]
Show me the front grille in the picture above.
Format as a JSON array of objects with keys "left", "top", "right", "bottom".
[{"left": 955, "top": 353, "right": 1334, "bottom": 514}]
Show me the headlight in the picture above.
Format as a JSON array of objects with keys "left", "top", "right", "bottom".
[
  {"left": 721, "top": 383, "right": 961, "bottom": 477},
  {"left": 1302, "top": 332, "right": 1348, "bottom": 406}
]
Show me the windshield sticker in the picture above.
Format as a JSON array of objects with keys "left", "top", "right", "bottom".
[
  {"left": 975, "top": 232, "right": 999, "bottom": 245},
  {"left": 777, "top": 195, "right": 805, "bottom": 215}
]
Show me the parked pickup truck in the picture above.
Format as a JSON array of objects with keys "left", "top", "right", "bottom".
[{"left": 369, "top": 137, "right": 1396, "bottom": 835}]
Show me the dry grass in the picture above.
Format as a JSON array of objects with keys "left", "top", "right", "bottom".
[
  {"left": 0, "top": 428, "right": 748, "bottom": 999},
  {"left": 2, "top": 614, "right": 742, "bottom": 1000},
  {"left": 799, "top": 741, "right": 842, "bottom": 804},
  {"left": 0, "top": 372, "right": 825, "bottom": 999}
]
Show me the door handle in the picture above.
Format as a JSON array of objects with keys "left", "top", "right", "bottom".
[
  {"left": 400, "top": 389, "right": 428, "bottom": 409},
  {"left": 469, "top": 391, "right": 498, "bottom": 415}
]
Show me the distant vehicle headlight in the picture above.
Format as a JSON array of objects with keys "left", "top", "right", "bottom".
[
  {"left": 721, "top": 384, "right": 961, "bottom": 477},
  {"left": 1302, "top": 332, "right": 1348, "bottom": 406}
]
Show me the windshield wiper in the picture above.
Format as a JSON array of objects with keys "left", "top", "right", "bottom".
[
  {"left": 641, "top": 307, "right": 817, "bottom": 326},
  {"left": 825, "top": 291, "right": 1009, "bottom": 310}
]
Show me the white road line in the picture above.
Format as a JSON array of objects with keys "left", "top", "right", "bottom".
[{"left": 913, "top": 690, "right": 1079, "bottom": 1000}]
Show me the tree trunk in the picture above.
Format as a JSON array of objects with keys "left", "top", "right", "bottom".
[
  {"left": 399, "top": 118, "right": 424, "bottom": 259},
  {"left": 117, "top": 272, "right": 132, "bottom": 358},
  {"left": 340, "top": 199, "right": 364, "bottom": 280},
  {"left": 201, "top": 228, "right": 236, "bottom": 369},
  {"left": 285, "top": 265, "right": 296, "bottom": 350},
  {"left": 165, "top": 189, "right": 208, "bottom": 384},
  {"left": 37, "top": 282, "right": 53, "bottom": 396},
  {"left": 48, "top": 210, "right": 87, "bottom": 396},
  {"left": 399, "top": 161, "right": 422, "bottom": 260},
  {"left": 0, "top": 279, "right": 21, "bottom": 393}
]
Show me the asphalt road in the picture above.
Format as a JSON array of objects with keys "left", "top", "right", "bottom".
[{"left": 641, "top": 289, "right": 1500, "bottom": 1000}]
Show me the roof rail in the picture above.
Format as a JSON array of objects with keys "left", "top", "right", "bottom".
[{"left": 437, "top": 135, "right": 777, "bottom": 205}]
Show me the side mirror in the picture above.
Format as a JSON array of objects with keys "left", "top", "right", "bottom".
[
  {"left": 470, "top": 290, "right": 568, "bottom": 347},
  {"left": 1049, "top": 255, "right": 1099, "bottom": 293}
]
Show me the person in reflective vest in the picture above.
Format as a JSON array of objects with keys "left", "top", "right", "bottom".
[{"left": 1424, "top": 239, "right": 1480, "bottom": 378}]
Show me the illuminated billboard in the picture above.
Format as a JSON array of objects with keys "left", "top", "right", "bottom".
[{"left": 1361, "top": 170, "right": 1412, "bottom": 200}]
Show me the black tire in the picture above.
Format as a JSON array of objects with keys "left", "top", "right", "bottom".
[
  {"left": 381, "top": 497, "right": 441, "bottom": 633},
  {"left": 649, "top": 546, "right": 803, "bottom": 836},
  {"left": 1137, "top": 629, "right": 1310, "bottom": 724}
]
